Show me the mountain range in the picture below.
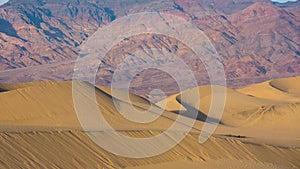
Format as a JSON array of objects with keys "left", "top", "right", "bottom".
[{"left": 0, "top": 0, "right": 299, "bottom": 100}]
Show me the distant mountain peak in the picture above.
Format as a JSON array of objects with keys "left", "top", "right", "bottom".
[
  {"left": 0, "top": 0, "right": 299, "bottom": 92},
  {"left": 239, "top": 2, "right": 282, "bottom": 17}
]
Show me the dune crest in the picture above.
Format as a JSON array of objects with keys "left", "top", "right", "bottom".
[
  {"left": 0, "top": 77, "right": 300, "bottom": 168},
  {"left": 156, "top": 76, "right": 300, "bottom": 147}
]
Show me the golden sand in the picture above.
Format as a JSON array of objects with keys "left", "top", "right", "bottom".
[{"left": 0, "top": 77, "right": 300, "bottom": 168}]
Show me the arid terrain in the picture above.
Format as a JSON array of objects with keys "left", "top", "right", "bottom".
[
  {"left": 0, "top": 0, "right": 299, "bottom": 98},
  {"left": 0, "top": 0, "right": 300, "bottom": 168},
  {"left": 0, "top": 76, "right": 299, "bottom": 168}
]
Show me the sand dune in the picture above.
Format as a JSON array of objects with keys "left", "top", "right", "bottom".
[
  {"left": 159, "top": 85, "right": 300, "bottom": 128},
  {"left": 126, "top": 160, "right": 294, "bottom": 169},
  {"left": 1, "top": 130, "right": 299, "bottom": 168},
  {"left": 0, "top": 81, "right": 190, "bottom": 131},
  {"left": 156, "top": 77, "right": 300, "bottom": 147},
  {"left": 156, "top": 93, "right": 186, "bottom": 112},
  {"left": 0, "top": 77, "right": 300, "bottom": 168},
  {"left": 238, "top": 77, "right": 300, "bottom": 102},
  {"left": 270, "top": 76, "right": 300, "bottom": 96}
]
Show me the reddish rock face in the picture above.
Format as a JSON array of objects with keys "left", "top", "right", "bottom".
[{"left": 0, "top": 0, "right": 299, "bottom": 100}]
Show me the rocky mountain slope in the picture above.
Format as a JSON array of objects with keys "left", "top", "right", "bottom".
[{"left": 0, "top": 0, "right": 299, "bottom": 99}]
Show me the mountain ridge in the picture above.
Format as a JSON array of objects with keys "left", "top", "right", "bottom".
[{"left": 0, "top": 0, "right": 299, "bottom": 99}]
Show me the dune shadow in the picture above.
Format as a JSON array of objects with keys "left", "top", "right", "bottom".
[
  {"left": 173, "top": 101, "right": 224, "bottom": 125},
  {"left": 81, "top": 82, "right": 224, "bottom": 125},
  {"left": 222, "top": 134, "right": 247, "bottom": 138},
  {"left": 0, "top": 88, "right": 8, "bottom": 92}
]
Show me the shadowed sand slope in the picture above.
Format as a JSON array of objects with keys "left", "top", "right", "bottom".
[
  {"left": 270, "top": 76, "right": 300, "bottom": 96},
  {"left": 238, "top": 77, "right": 300, "bottom": 102},
  {"left": 0, "top": 79, "right": 300, "bottom": 168},
  {"left": 158, "top": 85, "right": 300, "bottom": 129},
  {"left": 0, "top": 81, "right": 197, "bottom": 131},
  {"left": 156, "top": 76, "right": 300, "bottom": 147}
]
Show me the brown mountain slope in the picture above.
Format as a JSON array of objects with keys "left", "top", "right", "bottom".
[{"left": 0, "top": 0, "right": 299, "bottom": 99}]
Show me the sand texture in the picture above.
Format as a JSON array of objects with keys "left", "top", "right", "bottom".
[{"left": 0, "top": 77, "right": 300, "bottom": 168}]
